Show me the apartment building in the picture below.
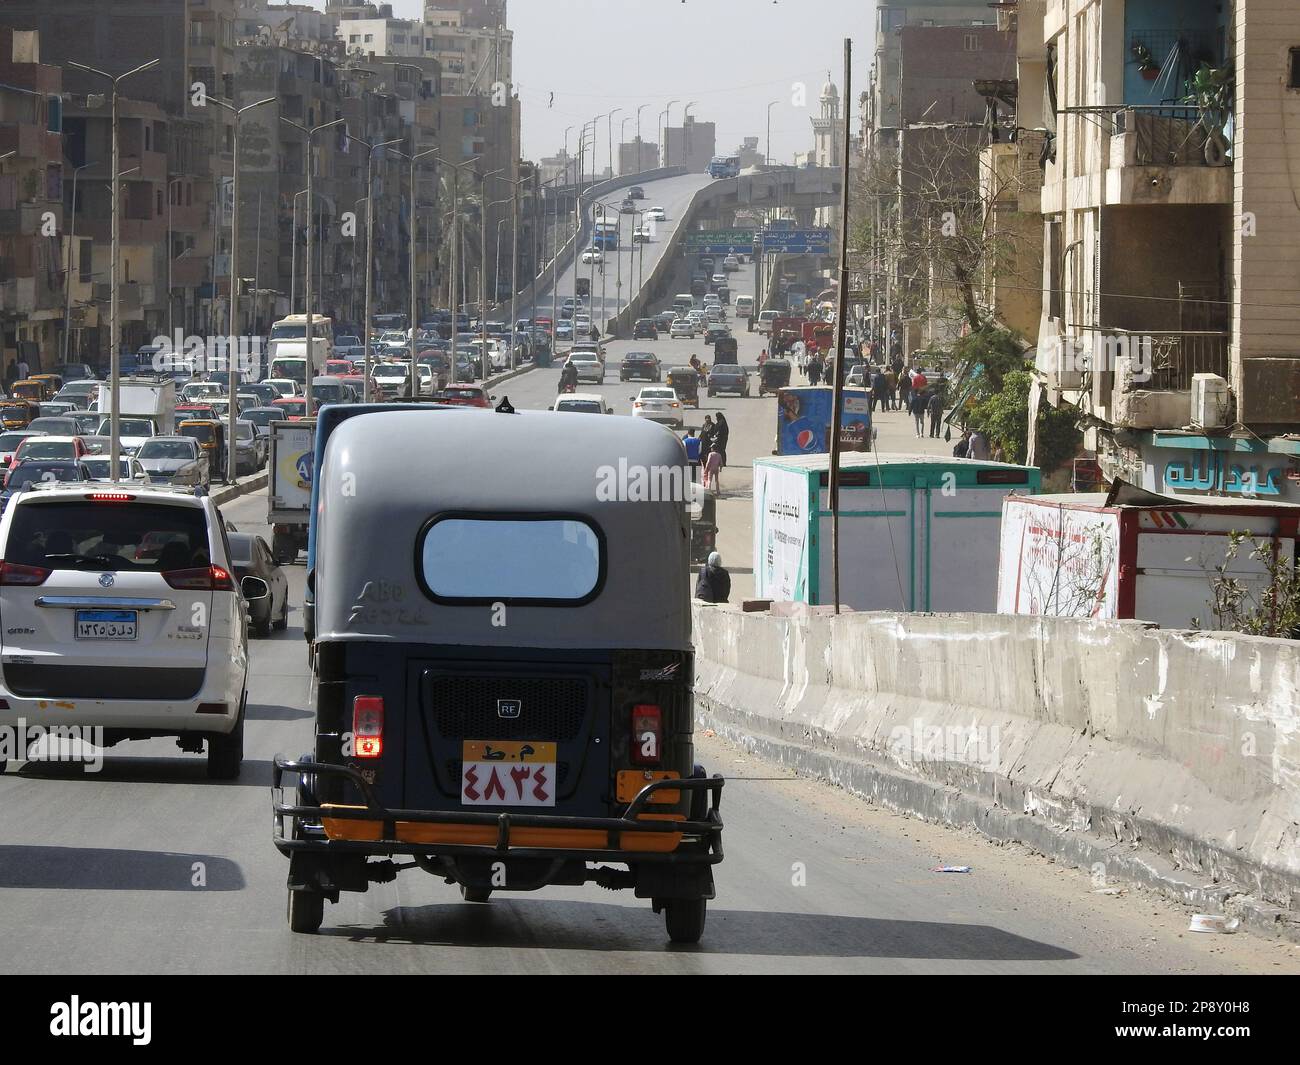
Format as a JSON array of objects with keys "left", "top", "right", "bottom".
[
  {"left": 0, "top": 28, "right": 64, "bottom": 366},
  {"left": 423, "top": 0, "right": 511, "bottom": 97},
  {"left": 663, "top": 116, "right": 716, "bottom": 173},
  {"left": 618, "top": 140, "right": 660, "bottom": 176},
  {"left": 335, "top": 3, "right": 425, "bottom": 60},
  {"left": 1031, "top": 0, "right": 1300, "bottom": 503}
]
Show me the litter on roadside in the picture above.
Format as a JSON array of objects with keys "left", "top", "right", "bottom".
[
  {"left": 933, "top": 865, "right": 972, "bottom": 873},
  {"left": 1093, "top": 887, "right": 1127, "bottom": 896},
  {"left": 1188, "top": 914, "right": 1239, "bottom": 934}
]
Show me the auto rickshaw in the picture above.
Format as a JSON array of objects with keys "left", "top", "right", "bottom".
[
  {"left": 758, "top": 358, "right": 793, "bottom": 397},
  {"left": 713, "top": 337, "right": 738, "bottom": 365},
  {"left": 273, "top": 409, "right": 724, "bottom": 943},
  {"left": 30, "top": 373, "right": 63, "bottom": 396},
  {"left": 0, "top": 400, "right": 38, "bottom": 429},
  {"left": 11, "top": 379, "right": 48, "bottom": 403},
  {"left": 178, "top": 419, "right": 227, "bottom": 484},
  {"left": 666, "top": 366, "right": 701, "bottom": 408}
]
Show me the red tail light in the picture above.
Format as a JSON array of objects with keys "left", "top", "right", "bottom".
[
  {"left": 0, "top": 560, "right": 51, "bottom": 586},
  {"left": 353, "top": 696, "right": 384, "bottom": 759},
  {"left": 163, "top": 564, "right": 235, "bottom": 591},
  {"left": 630, "top": 704, "right": 663, "bottom": 766},
  {"left": 86, "top": 492, "right": 135, "bottom": 503}
]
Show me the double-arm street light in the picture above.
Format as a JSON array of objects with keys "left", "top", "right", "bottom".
[
  {"left": 349, "top": 134, "right": 404, "bottom": 400},
  {"left": 62, "top": 160, "right": 98, "bottom": 364},
  {"left": 433, "top": 154, "right": 481, "bottom": 383},
  {"left": 662, "top": 99, "right": 680, "bottom": 167},
  {"left": 68, "top": 57, "right": 160, "bottom": 480},
  {"left": 382, "top": 143, "right": 439, "bottom": 397},
  {"left": 210, "top": 95, "right": 276, "bottom": 479},
  {"left": 281, "top": 116, "right": 347, "bottom": 417},
  {"left": 478, "top": 168, "right": 509, "bottom": 377}
]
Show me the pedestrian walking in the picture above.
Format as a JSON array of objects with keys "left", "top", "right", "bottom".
[
  {"left": 967, "top": 428, "right": 991, "bottom": 460},
  {"left": 807, "top": 354, "right": 823, "bottom": 386},
  {"left": 926, "top": 389, "right": 944, "bottom": 438},
  {"left": 952, "top": 430, "right": 971, "bottom": 459},
  {"left": 713, "top": 413, "right": 730, "bottom": 466},
  {"left": 897, "top": 371, "right": 912, "bottom": 413},
  {"left": 694, "top": 550, "right": 731, "bottom": 603},
  {"left": 3, "top": 361, "right": 16, "bottom": 392},
  {"left": 699, "top": 415, "right": 716, "bottom": 458},
  {"left": 909, "top": 388, "right": 928, "bottom": 438},
  {"left": 884, "top": 367, "right": 898, "bottom": 410},
  {"left": 683, "top": 429, "right": 702, "bottom": 480},
  {"left": 704, "top": 447, "right": 722, "bottom": 493},
  {"left": 15, "top": 355, "right": 30, "bottom": 381},
  {"left": 870, "top": 367, "right": 888, "bottom": 413}
]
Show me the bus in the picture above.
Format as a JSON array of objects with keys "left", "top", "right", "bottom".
[
  {"left": 593, "top": 218, "right": 620, "bottom": 250},
  {"left": 708, "top": 155, "right": 740, "bottom": 179}
]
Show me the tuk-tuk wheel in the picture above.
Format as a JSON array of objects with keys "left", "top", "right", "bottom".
[
  {"left": 459, "top": 885, "right": 492, "bottom": 903},
  {"left": 287, "top": 887, "right": 324, "bottom": 934},
  {"left": 663, "top": 898, "right": 707, "bottom": 944}
]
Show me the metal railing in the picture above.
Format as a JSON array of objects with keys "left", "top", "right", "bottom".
[
  {"left": 1062, "top": 105, "right": 1224, "bottom": 167},
  {"left": 1110, "top": 327, "right": 1230, "bottom": 391}
]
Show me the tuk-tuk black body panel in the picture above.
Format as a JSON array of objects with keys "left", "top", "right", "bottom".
[{"left": 279, "top": 409, "right": 721, "bottom": 939}]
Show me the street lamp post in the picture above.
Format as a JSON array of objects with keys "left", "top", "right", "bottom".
[
  {"left": 63, "top": 160, "right": 97, "bottom": 365},
  {"left": 664, "top": 99, "right": 680, "bottom": 167},
  {"left": 68, "top": 57, "right": 160, "bottom": 481},
  {"left": 607, "top": 108, "right": 622, "bottom": 183},
  {"left": 766, "top": 100, "right": 779, "bottom": 166},
  {"left": 683, "top": 102, "right": 697, "bottom": 168},
  {"left": 636, "top": 104, "right": 648, "bottom": 170},
  {"left": 211, "top": 95, "right": 276, "bottom": 480},
  {"left": 281, "top": 116, "right": 346, "bottom": 418},
  {"left": 433, "top": 155, "right": 481, "bottom": 384},
  {"left": 618, "top": 117, "right": 630, "bottom": 176},
  {"left": 479, "top": 168, "right": 507, "bottom": 380},
  {"left": 350, "top": 136, "right": 404, "bottom": 400},
  {"left": 383, "top": 144, "right": 439, "bottom": 397}
]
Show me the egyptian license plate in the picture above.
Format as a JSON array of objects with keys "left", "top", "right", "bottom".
[
  {"left": 460, "top": 740, "right": 557, "bottom": 807},
  {"left": 75, "top": 609, "right": 138, "bottom": 640}
]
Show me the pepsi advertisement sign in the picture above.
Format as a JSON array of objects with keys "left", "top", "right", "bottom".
[{"left": 776, "top": 388, "right": 872, "bottom": 455}]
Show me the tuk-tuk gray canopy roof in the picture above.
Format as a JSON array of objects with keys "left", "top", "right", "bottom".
[{"left": 315, "top": 408, "right": 692, "bottom": 650}]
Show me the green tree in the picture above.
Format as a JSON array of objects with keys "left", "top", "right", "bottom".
[{"left": 968, "top": 370, "right": 1081, "bottom": 469}]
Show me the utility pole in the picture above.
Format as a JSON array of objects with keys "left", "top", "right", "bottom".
[
  {"left": 281, "top": 116, "right": 346, "bottom": 418},
  {"left": 212, "top": 95, "right": 276, "bottom": 480},
  {"left": 829, "top": 39, "right": 853, "bottom": 615},
  {"left": 69, "top": 57, "right": 160, "bottom": 482},
  {"left": 353, "top": 136, "right": 404, "bottom": 400},
  {"left": 480, "top": 168, "right": 507, "bottom": 379},
  {"left": 436, "top": 155, "right": 481, "bottom": 384},
  {"left": 63, "top": 161, "right": 97, "bottom": 365}
]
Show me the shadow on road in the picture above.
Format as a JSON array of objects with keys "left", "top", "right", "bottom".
[
  {"left": 324, "top": 898, "right": 1078, "bottom": 961},
  {"left": 14, "top": 756, "right": 276, "bottom": 788},
  {"left": 246, "top": 703, "right": 315, "bottom": 722},
  {"left": 0, "top": 845, "right": 245, "bottom": 891}
]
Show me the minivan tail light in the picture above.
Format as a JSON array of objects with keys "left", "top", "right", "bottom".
[
  {"left": 0, "top": 560, "right": 51, "bottom": 586},
  {"left": 86, "top": 492, "right": 135, "bottom": 503},
  {"left": 353, "top": 696, "right": 384, "bottom": 759},
  {"left": 163, "top": 564, "right": 235, "bottom": 591},
  {"left": 630, "top": 704, "right": 663, "bottom": 766}
]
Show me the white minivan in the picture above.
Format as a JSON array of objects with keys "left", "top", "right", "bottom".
[
  {"left": 0, "top": 483, "right": 265, "bottom": 778},
  {"left": 735, "top": 295, "right": 755, "bottom": 317}
]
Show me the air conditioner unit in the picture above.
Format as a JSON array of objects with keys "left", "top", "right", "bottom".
[{"left": 1191, "top": 372, "right": 1230, "bottom": 430}]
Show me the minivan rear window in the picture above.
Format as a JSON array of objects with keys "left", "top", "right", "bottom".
[
  {"left": 6, "top": 501, "right": 210, "bottom": 572},
  {"left": 418, "top": 516, "right": 603, "bottom": 603}
]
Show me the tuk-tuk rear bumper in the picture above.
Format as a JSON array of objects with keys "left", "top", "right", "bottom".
[{"left": 272, "top": 756, "right": 724, "bottom": 866}]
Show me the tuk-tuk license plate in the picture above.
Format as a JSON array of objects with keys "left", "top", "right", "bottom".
[
  {"left": 75, "top": 609, "right": 138, "bottom": 640},
  {"left": 461, "top": 740, "right": 557, "bottom": 807}
]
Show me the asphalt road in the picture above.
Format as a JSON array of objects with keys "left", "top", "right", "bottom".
[
  {"left": 531, "top": 171, "right": 713, "bottom": 330},
  {"left": 2, "top": 327, "right": 1296, "bottom": 972}
]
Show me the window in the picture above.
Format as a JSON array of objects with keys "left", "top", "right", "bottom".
[
  {"left": 1290, "top": 47, "right": 1300, "bottom": 89},
  {"left": 364, "top": 33, "right": 373, "bottom": 43},
  {"left": 46, "top": 95, "right": 62, "bottom": 133},
  {"left": 418, "top": 516, "right": 603, "bottom": 603},
  {"left": 1047, "top": 218, "right": 1063, "bottom": 321},
  {"left": 964, "top": 34, "right": 982, "bottom": 52}
]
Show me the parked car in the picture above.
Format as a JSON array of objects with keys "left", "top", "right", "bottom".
[{"left": 227, "top": 532, "right": 289, "bottom": 637}]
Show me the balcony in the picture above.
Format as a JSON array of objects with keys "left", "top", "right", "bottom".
[
  {"left": 1068, "top": 106, "right": 1233, "bottom": 206},
  {"left": 1110, "top": 328, "right": 1231, "bottom": 430}
]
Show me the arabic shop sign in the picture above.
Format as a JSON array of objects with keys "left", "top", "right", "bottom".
[{"left": 1162, "top": 449, "right": 1289, "bottom": 497}]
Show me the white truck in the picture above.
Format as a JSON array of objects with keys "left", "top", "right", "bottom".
[
  {"left": 95, "top": 377, "right": 176, "bottom": 436},
  {"left": 996, "top": 488, "right": 1300, "bottom": 628},
  {"left": 267, "top": 418, "right": 316, "bottom": 564}
]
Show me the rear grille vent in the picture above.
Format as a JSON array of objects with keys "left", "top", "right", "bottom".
[{"left": 426, "top": 674, "right": 588, "bottom": 742}]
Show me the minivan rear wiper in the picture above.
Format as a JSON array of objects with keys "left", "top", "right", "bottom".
[{"left": 44, "top": 553, "right": 123, "bottom": 570}]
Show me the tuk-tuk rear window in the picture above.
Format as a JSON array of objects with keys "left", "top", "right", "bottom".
[{"left": 418, "top": 515, "right": 604, "bottom": 604}]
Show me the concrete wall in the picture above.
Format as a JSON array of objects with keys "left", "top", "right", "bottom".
[{"left": 693, "top": 603, "right": 1300, "bottom": 934}]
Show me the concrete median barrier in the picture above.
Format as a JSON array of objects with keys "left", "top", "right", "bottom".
[{"left": 692, "top": 603, "right": 1300, "bottom": 938}]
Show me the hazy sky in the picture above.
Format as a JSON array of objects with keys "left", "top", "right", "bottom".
[{"left": 305, "top": 0, "right": 875, "bottom": 165}]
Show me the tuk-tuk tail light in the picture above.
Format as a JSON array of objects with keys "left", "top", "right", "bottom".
[
  {"left": 630, "top": 704, "right": 663, "bottom": 766},
  {"left": 353, "top": 695, "right": 384, "bottom": 759}
]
